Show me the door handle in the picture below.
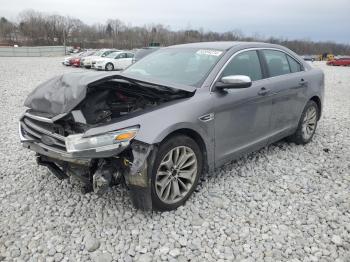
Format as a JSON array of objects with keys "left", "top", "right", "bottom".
[
  {"left": 258, "top": 87, "right": 270, "bottom": 96},
  {"left": 299, "top": 78, "right": 308, "bottom": 87}
]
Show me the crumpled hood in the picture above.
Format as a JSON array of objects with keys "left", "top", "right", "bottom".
[
  {"left": 24, "top": 71, "right": 196, "bottom": 117},
  {"left": 24, "top": 71, "right": 119, "bottom": 116}
]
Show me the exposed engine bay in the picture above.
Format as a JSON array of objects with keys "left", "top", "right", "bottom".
[
  {"left": 80, "top": 80, "right": 190, "bottom": 124},
  {"left": 53, "top": 79, "right": 192, "bottom": 135}
]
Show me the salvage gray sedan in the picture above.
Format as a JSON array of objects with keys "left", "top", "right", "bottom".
[{"left": 19, "top": 42, "right": 324, "bottom": 211}]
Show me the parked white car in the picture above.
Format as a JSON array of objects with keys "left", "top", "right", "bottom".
[
  {"left": 81, "top": 49, "right": 119, "bottom": 69},
  {"left": 93, "top": 51, "right": 134, "bottom": 71},
  {"left": 62, "top": 56, "right": 71, "bottom": 66}
]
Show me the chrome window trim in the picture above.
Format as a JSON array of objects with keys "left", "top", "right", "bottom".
[{"left": 210, "top": 47, "right": 305, "bottom": 92}]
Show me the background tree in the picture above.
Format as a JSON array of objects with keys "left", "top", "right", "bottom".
[{"left": 0, "top": 9, "right": 349, "bottom": 55}]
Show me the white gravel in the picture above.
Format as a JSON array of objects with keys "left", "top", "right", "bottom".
[{"left": 0, "top": 58, "right": 349, "bottom": 261}]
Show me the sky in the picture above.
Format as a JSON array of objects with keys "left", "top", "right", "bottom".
[{"left": 1, "top": 0, "right": 350, "bottom": 44}]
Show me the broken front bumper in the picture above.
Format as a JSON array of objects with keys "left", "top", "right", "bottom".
[
  {"left": 19, "top": 113, "right": 156, "bottom": 210},
  {"left": 19, "top": 120, "right": 130, "bottom": 165}
]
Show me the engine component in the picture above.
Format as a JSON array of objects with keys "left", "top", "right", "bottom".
[
  {"left": 92, "top": 162, "right": 116, "bottom": 195},
  {"left": 77, "top": 81, "right": 184, "bottom": 125},
  {"left": 36, "top": 155, "right": 69, "bottom": 180}
]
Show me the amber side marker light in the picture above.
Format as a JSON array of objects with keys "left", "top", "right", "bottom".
[{"left": 115, "top": 131, "right": 137, "bottom": 141}]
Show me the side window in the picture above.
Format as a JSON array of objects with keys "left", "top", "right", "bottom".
[
  {"left": 287, "top": 55, "right": 302, "bottom": 73},
  {"left": 116, "top": 53, "right": 126, "bottom": 59},
  {"left": 262, "top": 50, "right": 291, "bottom": 77},
  {"left": 222, "top": 50, "right": 262, "bottom": 81},
  {"left": 127, "top": 53, "right": 134, "bottom": 58}
]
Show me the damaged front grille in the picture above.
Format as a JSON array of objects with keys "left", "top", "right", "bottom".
[{"left": 20, "top": 114, "right": 67, "bottom": 151}]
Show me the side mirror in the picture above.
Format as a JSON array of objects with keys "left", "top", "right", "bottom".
[{"left": 215, "top": 75, "right": 252, "bottom": 90}]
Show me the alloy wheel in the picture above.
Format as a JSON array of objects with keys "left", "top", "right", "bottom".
[
  {"left": 106, "top": 64, "right": 113, "bottom": 71},
  {"left": 155, "top": 146, "right": 197, "bottom": 204},
  {"left": 301, "top": 105, "right": 317, "bottom": 140}
]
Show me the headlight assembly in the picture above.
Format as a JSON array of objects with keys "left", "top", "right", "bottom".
[{"left": 65, "top": 126, "right": 139, "bottom": 153}]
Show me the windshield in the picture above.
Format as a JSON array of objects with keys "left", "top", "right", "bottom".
[
  {"left": 106, "top": 52, "right": 119, "bottom": 58},
  {"left": 124, "top": 48, "right": 224, "bottom": 86},
  {"left": 94, "top": 50, "right": 104, "bottom": 56}
]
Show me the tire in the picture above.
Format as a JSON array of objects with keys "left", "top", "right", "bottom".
[
  {"left": 105, "top": 63, "right": 114, "bottom": 71},
  {"left": 288, "top": 100, "right": 319, "bottom": 145},
  {"left": 150, "top": 135, "right": 203, "bottom": 211}
]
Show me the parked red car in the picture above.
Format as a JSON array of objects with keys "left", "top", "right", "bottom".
[
  {"left": 71, "top": 57, "right": 82, "bottom": 67},
  {"left": 70, "top": 50, "right": 96, "bottom": 67},
  {"left": 327, "top": 58, "right": 350, "bottom": 66}
]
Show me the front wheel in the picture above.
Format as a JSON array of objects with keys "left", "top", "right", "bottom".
[
  {"left": 105, "top": 63, "right": 114, "bottom": 71},
  {"left": 288, "top": 100, "right": 319, "bottom": 144},
  {"left": 151, "top": 135, "right": 203, "bottom": 211}
]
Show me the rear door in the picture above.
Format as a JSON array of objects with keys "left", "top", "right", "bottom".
[
  {"left": 124, "top": 52, "right": 134, "bottom": 68},
  {"left": 260, "top": 49, "right": 307, "bottom": 140}
]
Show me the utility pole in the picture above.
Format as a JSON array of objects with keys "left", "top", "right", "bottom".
[
  {"left": 63, "top": 28, "right": 66, "bottom": 55},
  {"left": 115, "top": 27, "right": 118, "bottom": 49}
]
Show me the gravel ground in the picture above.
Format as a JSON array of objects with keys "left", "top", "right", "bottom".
[{"left": 0, "top": 58, "right": 349, "bottom": 262}]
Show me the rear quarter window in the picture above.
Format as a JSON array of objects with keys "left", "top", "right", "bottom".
[{"left": 287, "top": 55, "right": 303, "bottom": 73}]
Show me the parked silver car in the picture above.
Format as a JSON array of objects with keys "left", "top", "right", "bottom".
[{"left": 19, "top": 42, "right": 324, "bottom": 211}]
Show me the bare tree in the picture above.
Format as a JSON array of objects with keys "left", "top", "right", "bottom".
[{"left": 0, "top": 17, "right": 16, "bottom": 44}]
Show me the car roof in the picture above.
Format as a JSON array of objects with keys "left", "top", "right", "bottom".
[
  {"left": 100, "top": 49, "right": 120, "bottom": 52},
  {"left": 110, "top": 50, "right": 132, "bottom": 54},
  {"left": 138, "top": 46, "right": 160, "bottom": 50},
  {"left": 103, "top": 51, "right": 132, "bottom": 57},
  {"left": 167, "top": 41, "right": 282, "bottom": 51}
]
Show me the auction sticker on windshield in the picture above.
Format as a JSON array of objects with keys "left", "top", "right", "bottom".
[{"left": 196, "top": 49, "right": 223, "bottom": 56}]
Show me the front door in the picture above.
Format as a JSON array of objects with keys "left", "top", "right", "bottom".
[{"left": 213, "top": 50, "right": 274, "bottom": 166}]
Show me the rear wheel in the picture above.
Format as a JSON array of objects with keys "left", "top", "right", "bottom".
[
  {"left": 105, "top": 63, "right": 114, "bottom": 71},
  {"left": 288, "top": 100, "right": 319, "bottom": 144},
  {"left": 151, "top": 135, "right": 203, "bottom": 211}
]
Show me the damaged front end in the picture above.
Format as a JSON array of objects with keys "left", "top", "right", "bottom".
[{"left": 19, "top": 72, "right": 193, "bottom": 210}]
